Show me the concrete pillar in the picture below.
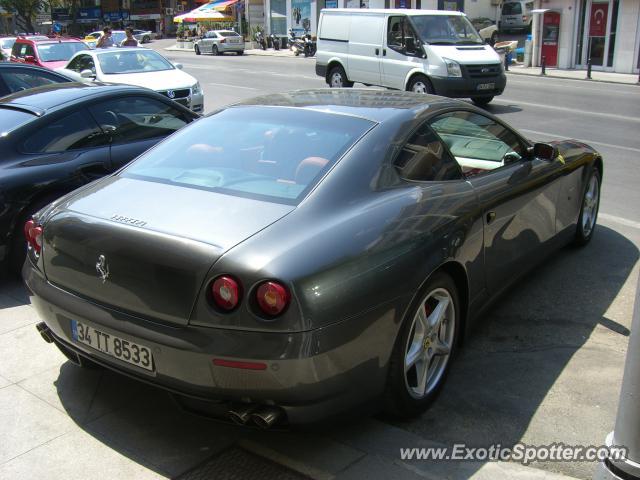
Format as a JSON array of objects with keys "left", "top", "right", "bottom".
[{"left": 594, "top": 273, "right": 640, "bottom": 480}]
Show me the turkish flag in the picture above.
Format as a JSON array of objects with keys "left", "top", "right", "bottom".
[{"left": 589, "top": 3, "right": 609, "bottom": 37}]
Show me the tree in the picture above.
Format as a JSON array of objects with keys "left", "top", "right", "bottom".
[{"left": 0, "top": 0, "right": 44, "bottom": 33}]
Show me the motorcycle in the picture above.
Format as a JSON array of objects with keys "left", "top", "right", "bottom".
[
  {"left": 254, "top": 30, "right": 267, "bottom": 50},
  {"left": 269, "top": 33, "right": 280, "bottom": 50},
  {"left": 303, "top": 32, "right": 316, "bottom": 57},
  {"left": 288, "top": 29, "right": 305, "bottom": 56}
]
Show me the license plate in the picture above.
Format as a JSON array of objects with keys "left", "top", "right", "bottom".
[
  {"left": 477, "top": 83, "right": 495, "bottom": 91},
  {"left": 229, "top": 38, "right": 239, "bottom": 43},
  {"left": 71, "top": 320, "right": 154, "bottom": 371}
]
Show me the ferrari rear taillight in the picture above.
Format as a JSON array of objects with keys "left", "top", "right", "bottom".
[
  {"left": 24, "top": 219, "right": 43, "bottom": 254},
  {"left": 211, "top": 275, "right": 241, "bottom": 311},
  {"left": 256, "top": 281, "right": 290, "bottom": 317}
]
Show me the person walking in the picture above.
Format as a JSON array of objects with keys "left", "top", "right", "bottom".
[
  {"left": 121, "top": 27, "right": 139, "bottom": 47},
  {"left": 96, "top": 27, "right": 115, "bottom": 48}
]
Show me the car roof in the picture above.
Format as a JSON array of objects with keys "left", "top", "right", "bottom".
[
  {"left": 322, "top": 8, "right": 465, "bottom": 16},
  {"left": 230, "top": 89, "right": 463, "bottom": 123},
  {"left": 0, "top": 82, "right": 151, "bottom": 116},
  {"left": 17, "top": 36, "right": 83, "bottom": 44}
]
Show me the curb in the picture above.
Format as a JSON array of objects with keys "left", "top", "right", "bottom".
[
  {"left": 506, "top": 69, "right": 638, "bottom": 86},
  {"left": 164, "top": 46, "right": 297, "bottom": 58}
]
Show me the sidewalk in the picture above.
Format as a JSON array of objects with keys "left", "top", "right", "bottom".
[
  {"left": 507, "top": 65, "right": 639, "bottom": 85},
  {"left": 165, "top": 44, "right": 297, "bottom": 57}
]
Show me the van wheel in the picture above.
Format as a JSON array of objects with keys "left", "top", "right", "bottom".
[
  {"left": 195, "top": 45, "right": 201, "bottom": 55},
  {"left": 472, "top": 96, "right": 494, "bottom": 107},
  {"left": 408, "top": 75, "right": 434, "bottom": 94},
  {"left": 328, "top": 65, "right": 353, "bottom": 88}
]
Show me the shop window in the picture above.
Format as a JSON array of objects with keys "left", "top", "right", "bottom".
[{"left": 270, "top": 0, "right": 286, "bottom": 35}]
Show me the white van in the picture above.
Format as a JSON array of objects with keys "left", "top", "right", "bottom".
[{"left": 316, "top": 9, "right": 506, "bottom": 106}]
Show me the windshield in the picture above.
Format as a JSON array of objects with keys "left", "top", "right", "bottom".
[
  {"left": 411, "top": 15, "right": 483, "bottom": 45},
  {"left": 98, "top": 50, "right": 174, "bottom": 74},
  {"left": 36, "top": 42, "right": 87, "bottom": 62},
  {"left": 1, "top": 39, "right": 15, "bottom": 50},
  {"left": 502, "top": 2, "right": 522, "bottom": 14},
  {"left": 122, "top": 107, "right": 374, "bottom": 205}
]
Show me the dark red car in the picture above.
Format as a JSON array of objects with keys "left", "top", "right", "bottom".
[{"left": 10, "top": 36, "right": 87, "bottom": 70}]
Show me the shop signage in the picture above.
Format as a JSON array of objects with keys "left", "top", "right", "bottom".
[
  {"left": 589, "top": 3, "right": 608, "bottom": 37},
  {"left": 291, "top": 0, "right": 311, "bottom": 34},
  {"left": 79, "top": 7, "right": 101, "bottom": 20},
  {"left": 52, "top": 8, "right": 71, "bottom": 21},
  {"left": 36, "top": 13, "right": 52, "bottom": 24},
  {"left": 325, "top": 0, "right": 338, "bottom": 6},
  {"left": 130, "top": 13, "right": 161, "bottom": 20},
  {"left": 103, "top": 11, "right": 130, "bottom": 21}
]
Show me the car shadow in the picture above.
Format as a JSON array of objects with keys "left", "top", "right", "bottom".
[
  {"left": 475, "top": 102, "right": 523, "bottom": 115},
  {"left": 14, "top": 224, "right": 638, "bottom": 479}
]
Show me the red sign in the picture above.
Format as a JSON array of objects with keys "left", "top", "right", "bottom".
[{"left": 589, "top": 3, "right": 609, "bottom": 37}]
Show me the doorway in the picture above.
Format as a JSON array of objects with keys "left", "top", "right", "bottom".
[{"left": 576, "top": 0, "right": 619, "bottom": 70}]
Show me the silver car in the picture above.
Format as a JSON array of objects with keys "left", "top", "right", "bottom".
[
  {"left": 195, "top": 30, "right": 244, "bottom": 56},
  {"left": 500, "top": 0, "right": 534, "bottom": 32},
  {"left": 133, "top": 29, "right": 156, "bottom": 44}
]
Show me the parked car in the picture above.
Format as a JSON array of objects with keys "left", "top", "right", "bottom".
[
  {"left": 0, "top": 63, "right": 72, "bottom": 97},
  {"left": 10, "top": 36, "right": 88, "bottom": 70},
  {"left": 1, "top": 37, "right": 17, "bottom": 61},
  {"left": 470, "top": 17, "right": 498, "bottom": 46},
  {"left": 316, "top": 9, "right": 506, "bottom": 106},
  {"left": 194, "top": 30, "right": 245, "bottom": 56},
  {"left": 57, "top": 47, "right": 204, "bottom": 112},
  {"left": 133, "top": 29, "right": 156, "bottom": 44},
  {"left": 85, "top": 30, "right": 127, "bottom": 47},
  {"left": 26, "top": 89, "right": 602, "bottom": 427},
  {"left": 0, "top": 82, "right": 199, "bottom": 274},
  {"left": 499, "top": 0, "right": 534, "bottom": 32}
]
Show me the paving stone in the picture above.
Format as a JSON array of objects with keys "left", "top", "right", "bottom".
[
  {"left": 0, "top": 323, "right": 66, "bottom": 383},
  {"left": 0, "top": 304, "right": 39, "bottom": 335},
  {"left": 0, "top": 385, "right": 76, "bottom": 464},
  {"left": 0, "top": 374, "right": 10, "bottom": 389},
  {"left": 334, "top": 454, "right": 426, "bottom": 480},
  {"left": 0, "top": 428, "right": 165, "bottom": 480},
  {"left": 85, "top": 391, "right": 240, "bottom": 478}
]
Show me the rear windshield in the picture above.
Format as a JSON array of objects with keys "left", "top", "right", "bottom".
[
  {"left": 218, "top": 31, "right": 240, "bottom": 37},
  {"left": 0, "top": 108, "right": 34, "bottom": 134},
  {"left": 502, "top": 2, "right": 522, "bottom": 14},
  {"left": 36, "top": 42, "right": 87, "bottom": 62},
  {"left": 122, "top": 107, "right": 374, "bottom": 205}
]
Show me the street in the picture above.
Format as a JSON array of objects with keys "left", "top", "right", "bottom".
[{"left": 1, "top": 40, "right": 639, "bottom": 480}]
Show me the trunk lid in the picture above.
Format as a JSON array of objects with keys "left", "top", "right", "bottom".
[{"left": 42, "top": 177, "right": 294, "bottom": 325}]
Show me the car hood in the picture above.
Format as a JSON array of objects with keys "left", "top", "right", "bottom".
[
  {"left": 40, "top": 60, "right": 68, "bottom": 70},
  {"left": 40, "top": 176, "right": 294, "bottom": 326},
  {"left": 98, "top": 68, "right": 197, "bottom": 91},
  {"left": 429, "top": 45, "right": 500, "bottom": 64}
]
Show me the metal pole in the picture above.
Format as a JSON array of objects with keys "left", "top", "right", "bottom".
[
  {"left": 594, "top": 272, "right": 640, "bottom": 480},
  {"left": 541, "top": 56, "right": 546, "bottom": 75},
  {"left": 587, "top": 57, "right": 592, "bottom": 79},
  {"left": 504, "top": 49, "right": 509, "bottom": 71}
]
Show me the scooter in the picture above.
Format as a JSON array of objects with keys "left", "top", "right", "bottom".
[
  {"left": 288, "top": 29, "right": 305, "bottom": 56},
  {"left": 303, "top": 32, "right": 316, "bottom": 57},
  {"left": 269, "top": 33, "right": 280, "bottom": 50},
  {"left": 254, "top": 31, "right": 267, "bottom": 50}
]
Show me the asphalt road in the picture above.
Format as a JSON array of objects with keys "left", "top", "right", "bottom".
[{"left": 1, "top": 40, "right": 639, "bottom": 480}]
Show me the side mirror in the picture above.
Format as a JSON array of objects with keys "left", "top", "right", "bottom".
[
  {"left": 80, "top": 69, "right": 95, "bottom": 79},
  {"left": 174, "top": 63, "right": 183, "bottom": 70},
  {"left": 533, "top": 142, "right": 558, "bottom": 161},
  {"left": 24, "top": 55, "right": 36, "bottom": 63}
]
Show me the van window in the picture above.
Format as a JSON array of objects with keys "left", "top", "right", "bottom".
[
  {"left": 387, "top": 16, "right": 420, "bottom": 56},
  {"left": 502, "top": 2, "right": 522, "bottom": 15},
  {"left": 411, "top": 15, "right": 483, "bottom": 46}
]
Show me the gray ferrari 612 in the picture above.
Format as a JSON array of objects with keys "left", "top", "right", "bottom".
[{"left": 24, "top": 90, "right": 602, "bottom": 428}]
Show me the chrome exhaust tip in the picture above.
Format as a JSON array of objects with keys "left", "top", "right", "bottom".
[
  {"left": 250, "top": 407, "right": 283, "bottom": 429},
  {"left": 227, "top": 405, "right": 257, "bottom": 425},
  {"left": 36, "top": 322, "right": 53, "bottom": 343}
]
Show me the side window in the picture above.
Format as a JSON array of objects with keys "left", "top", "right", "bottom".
[
  {"left": 12, "top": 43, "right": 26, "bottom": 58},
  {"left": 2, "top": 70, "right": 65, "bottom": 93},
  {"left": 394, "top": 123, "right": 462, "bottom": 182},
  {"left": 80, "top": 56, "right": 96, "bottom": 72},
  {"left": 387, "top": 16, "right": 420, "bottom": 56},
  {"left": 24, "top": 44, "right": 35, "bottom": 58},
  {"left": 87, "top": 96, "right": 190, "bottom": 145},
  {"left": 67, "top": 56, "right": 83, "bottom": 72},
  {"left": 22, "top": 110, "right": 106, "bottom": 153},
  {"left": 430, "top": 111, "right": 525, "bottom": 177}
]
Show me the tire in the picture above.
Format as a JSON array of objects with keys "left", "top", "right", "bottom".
[
  {"left": 328, "top": 65, "right": 353, "bottom": 88},
  {"left": 194, "top": 44, "right": 201, "bottom": 55},
  {"left": 237, "top": 50, "right": 244, "bottom": 56},
  {"left": 212, "top": 45, "right": 219, "bottom": 56},
  {"left": 471, "top": 96, "right": 494, "bottom": 107},
  {"left": 573, "top": 168, "right": 601, "bottom": 246},
  {"left": 384, "top": 272, "right": 461, "bottom": 418},
  {"left": 8, "top": 195, "right": 60, "bottom": 277},
  {"left": 407, "top": 74, "right": 434, "bottom": 94},
  {"left": 143, "top": 35, "right": 150, "bottom": 44},
  {"left": 490, "top": 32, "right": 498, "bottom": 47}
]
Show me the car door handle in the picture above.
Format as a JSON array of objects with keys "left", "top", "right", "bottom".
[
  {"left": 383, "top": 49, "right": 387, "bottom": 56},
  {"left": 375, "top": 48, "right": 379, "bottom": 55},
  {"left": 486, "top": 211, "right": 496, "bottom": 224}
]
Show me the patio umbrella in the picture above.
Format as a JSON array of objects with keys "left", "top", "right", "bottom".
[{"left": 173, "top": 8, "right": 233, "bottom": 23}]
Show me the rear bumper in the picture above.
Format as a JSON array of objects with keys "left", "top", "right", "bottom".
[
  {"left": 24, "top": 262, "right": 390, "bottom": 424},
  {"left": 430, "top": 73, "right": 506, "bottom": 99},
  {"left": 218, "top": 43, "right": 244, "bottom": 52}
]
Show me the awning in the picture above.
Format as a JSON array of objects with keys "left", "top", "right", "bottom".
[{"left": 173, "top": 8, "right": 233, "bottom": 23}]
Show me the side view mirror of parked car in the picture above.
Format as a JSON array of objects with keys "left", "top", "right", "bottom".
[
  {"left": 24, "top": 55, "right": 36, "bottom": 63},
  {"left": 80, "top": 69, "right": 95, "bottom": 79},
  {"left": 533, "top": 142, "right": 558, "bottom": 161}
]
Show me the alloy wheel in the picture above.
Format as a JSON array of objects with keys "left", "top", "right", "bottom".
[
  {"left": 581, "top": 174, "right": 599, "bottom": 236},
  {"left": 404, "top": 288, "right": 455, "bottom": 399},
  {"left": 330, "top": 72, "right": 344, "bottom": 88},
  {"left": 412, "top": 81, "right": 429, "bottom": 94}
]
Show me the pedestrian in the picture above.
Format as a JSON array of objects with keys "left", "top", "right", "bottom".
[
  {"left": 121, "top": 27, "right": 139, "bottom": 47},
  {"left": 96, "top": 27, "right": 114, "bottom": 48}
]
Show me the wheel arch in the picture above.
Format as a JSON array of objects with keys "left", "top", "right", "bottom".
[
  {"left": 404, "top": 70, "right": 433, "bottom": 92},
  {"left": 592, "top": 154, "right": 603, "bottom": 182},
  {"left": 326, "top": 58, "right": 348, "bottom": 83}
]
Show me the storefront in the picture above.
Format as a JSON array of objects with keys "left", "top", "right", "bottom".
[
  {"left": 130, "top": 1, "right": 163, "bottom": 33},
  {"left": 532, "top": 0, "right": 639, "bottom": 74},
  {"left": 77, "top": 7, "right": 102, "bottom": 33}
]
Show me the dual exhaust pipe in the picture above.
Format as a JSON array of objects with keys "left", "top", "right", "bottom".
[{"left": 227, "top": 404, "right": 284, "bottom": 429}]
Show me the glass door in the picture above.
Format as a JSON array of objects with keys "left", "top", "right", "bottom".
[{"left": 576, "top": 0, "right": 619, "bottom": 70}]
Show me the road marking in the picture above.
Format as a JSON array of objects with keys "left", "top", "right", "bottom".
[
  {"left": 207, "top": 82, "right": 260, "bottom": 90},
  {"left": 494, "top": 98, "right": 640, "bottom": 123},
  {"left": 599, "top": 213, "right": 640, "bottom": 230},
  {"left": 518, "top": 128, "right": 640, "bottom": 154}
]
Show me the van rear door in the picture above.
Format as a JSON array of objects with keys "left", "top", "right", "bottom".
[{"left": 347, "top": 13, "right": 384, "bottom": 86}]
